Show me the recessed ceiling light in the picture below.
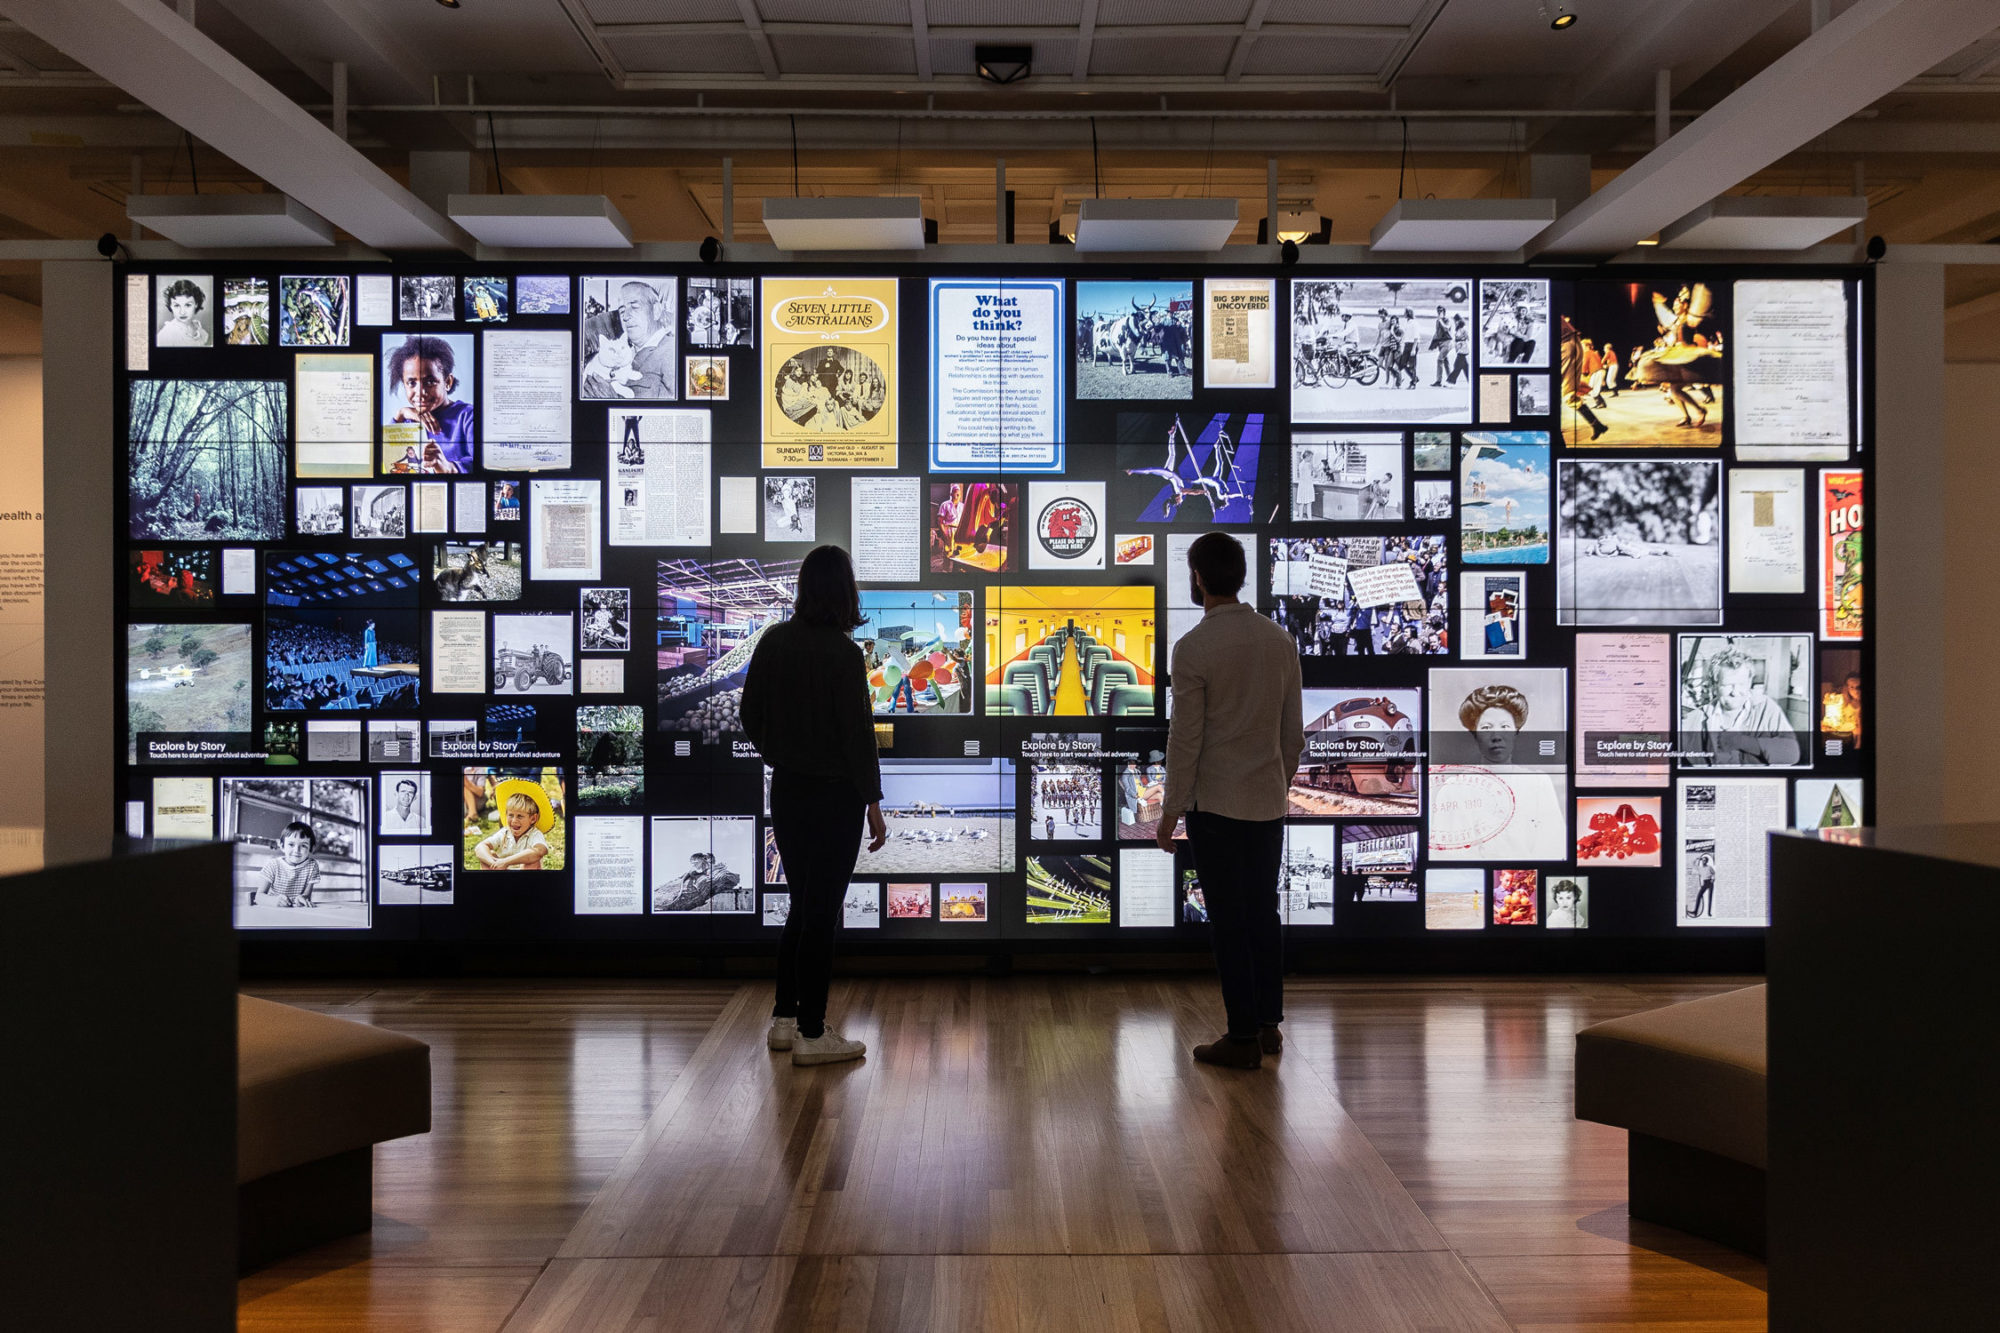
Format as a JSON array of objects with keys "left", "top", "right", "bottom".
[
  {"left": 975, "top": 45, "right": 1032, "bottom": 85},
  {"left": 1539, "top": 3, "right": 1577, "bottom": 29}
]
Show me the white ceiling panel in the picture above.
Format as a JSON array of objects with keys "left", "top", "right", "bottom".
[
  {"left": 1242, "top": 35, "right": 1401, "bottom": 77},
  {"left": 582, "top": 0, "right": 742, "bottom": 22},
  {"left": 767, "top": 33, "right": 920, "bottom": 75},
  {"left": 1086, "top": 34, "right": 1232, "bottom": 77},
  {"left": 604, "top": 33, "right": 768, "bottom": 74},
  {"left": 1100, "top": 0, "right": 1253, "bottom": 23},
  {"left": 758, "top": 0, "right": 914, "bottom": 23}
]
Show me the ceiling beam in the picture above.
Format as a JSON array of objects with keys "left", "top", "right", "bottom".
[
  {"left": 1568, "top": 0, "right": 1795, "bottom": 108},
  {"left": 734, "top": 0, "right": 780, "bottom": 81},
  {"left": 205, "top": 0, "right": 432, "bottom": 103},
  {"left": 1074, "top": 0, "right": 1098, "bottom": 83},
  {"left": 1535, "top": 0, "right": 2000, "bottom": 255},
  {"left": 909, "top": 0, "right": 931, "bottom": 83},
  {"left": 0, "top": 0, "right": 466, "bottom": 251},
  {"left": 1224, "top": 0, "right": 1271, "bottom": 82},
  {"left": 597, "top": 20, "right": 1407, "bottom": 42}
]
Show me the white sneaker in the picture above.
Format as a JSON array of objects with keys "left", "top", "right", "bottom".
[
  {"left": 767, "top": 1016, "right": 798, "bottom": 1051},
  {"left": 790, "top": 1027, "right": 866, "bottom": 1067}
]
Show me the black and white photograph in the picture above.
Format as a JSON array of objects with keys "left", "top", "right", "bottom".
[
  {"left": 1676, "top": 633, "right": 1813, "bottom": 769},
  {"left": 1291, "top": 278, "right": 1473, "bottom": 423},
  {"left": 580, "top": 588, "right": 631, "bottom": 652},
  {"left": 350, "top": 484, "right": 408, "bottom": 540},
  {"left": 432, "top": 540, "right": 523, "bottom": 602},
  {"left": 155, "top": 275, "right": 214, "bottom": 348},
  {"left": 367, "top": 719, "right": 420, "bottom": 764},
  {"left": 1074, "top": 280, "right": 1193, "bottom": 401},
  {"left": 377, "top": 843, "right": 454, "bottom": 906},
  {"left": 1478, "top": 278, "right": 1549, "bottom": 367},
  {"left": 762, "top": 475, "right": 816, "bottom": 543},
  {"left": 222, "top": 776, "right": 370, "bottom": 930},
  {"left": 1414, "top": 480, "right": 1453, "bottom": 520},
  {"left": 1291, "top": 434, "right": 1404, "bottom": 521},
  {"left": 379, "top": 771, "right": 430, "bottom": 835},
  {"left": 1280, "top": 825, "right": 1335, "bottom": 925},
  {"left": 1557, "top": 459, "right": 1722, "bottom": 626},
  {"left": 844, "top": 882, "right": 882, "bottom": 929},
  {"left": 580, "top": 275, "right": 678, "bottom": 401},
  {"left": 761, "top": 892, "right": 791, "bottom": 927},
  {"left": 649, "top": 815, "right": 755, "bottom": 913},
  {"left": 398, "top": 275, "right": 456, "bottom": 321},
  {"left": 295, "top": 486, "right": 344, "bottom": 536},
  {"left": 1544, "top": 876, "right": 1588, "bottom": 929},
  {"left": 686, "top": 276, "right": 754, "bottom": 347},
  {"left": 129, "top": 379, "right": 289, "bottom": 542},
  {"left": 492, "top": 613, "right": 573, "bottom": 696},
  {"left": 1340, "top": 824, "right": 1420, "bottom": 876},
  {"left": 1030, "top": 761, "right": 1101, "bottom": 842},
  {"left": 1515, "top": 374, "right": 1550, "bottom": 418}
]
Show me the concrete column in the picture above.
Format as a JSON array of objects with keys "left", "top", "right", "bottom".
[
  {"left": 42, "top": 260, "right": 113, "bottom": 863},
  {"left": 1873, "top": 262, "right": 1945, "bottom": 826}
]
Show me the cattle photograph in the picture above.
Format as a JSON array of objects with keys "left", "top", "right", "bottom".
[{"left": 1075, "top": 280, "right": 1193, "bottom": 400}]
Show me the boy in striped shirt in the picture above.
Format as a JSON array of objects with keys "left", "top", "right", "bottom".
[{"left": 249, "top": 820, "right": 320, "bottom": 909}]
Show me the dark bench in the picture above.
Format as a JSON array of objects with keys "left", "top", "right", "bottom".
[
  {"left": 1574, "top": 984, "right": 1766, "bottom": 1257},
  {"left": 238, "top": 994, "right": 431, "bottom": 1270}
]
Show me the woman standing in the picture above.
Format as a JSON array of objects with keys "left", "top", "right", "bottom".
[{"left": 741, "top": 545, "right": 887, "bottom": 1066}]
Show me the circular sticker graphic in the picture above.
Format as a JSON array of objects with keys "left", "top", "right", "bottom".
[{"left": 1036, "top": 495, "right": 1098, "bottom": 561}]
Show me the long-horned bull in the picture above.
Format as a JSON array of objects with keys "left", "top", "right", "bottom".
[{"left": 1096, "top": 296, "right": 1159, "bottom": 374}]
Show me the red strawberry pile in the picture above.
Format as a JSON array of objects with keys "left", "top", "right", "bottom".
[{"left": 1577, "top": 803, "right": 1660, "bottom": 861}]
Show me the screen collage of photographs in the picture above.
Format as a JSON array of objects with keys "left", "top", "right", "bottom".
[{"left": 115, "top": 267, "right": 1867, "bottom": 952}]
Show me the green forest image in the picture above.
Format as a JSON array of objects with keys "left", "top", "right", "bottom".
[
  {"left": 578, "top": 705, "right": 644, "bottom": 809},
  {"left": 126, "top": 622, "right": 253, "bottom": 763},
  {"left": 129, "top": 379, "right": 288, "bottom": 541}
]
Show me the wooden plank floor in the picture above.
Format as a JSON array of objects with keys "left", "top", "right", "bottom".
[{"left": 237, "top": 975, "right": 1768, "bottom": 1331}]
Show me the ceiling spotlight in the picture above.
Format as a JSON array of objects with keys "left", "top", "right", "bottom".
[
  {"left": 1539, "top": 3, "right": 1577, "bottom": 29},
  {"left": 976, "top": 45, "right": 1032, "bottom": 85}
]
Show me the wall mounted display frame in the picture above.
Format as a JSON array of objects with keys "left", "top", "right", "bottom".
[{"left": 112, "top": 262, "right": 1870, "bottom": 969}]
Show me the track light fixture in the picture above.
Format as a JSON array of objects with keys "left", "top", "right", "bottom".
[
  {"left": 975, "top": 45, "right": 1032, "bottom": 85},
  {"left": 1539, "top": 3, "right": 1577, "bottom": 29}
]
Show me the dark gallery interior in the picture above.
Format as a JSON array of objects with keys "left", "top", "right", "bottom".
[{"left": 3, "top": 2, "right": 1996, "bottom": 1330}]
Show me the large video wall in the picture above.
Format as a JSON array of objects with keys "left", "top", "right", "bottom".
[{"left": 115, "top": 261, "right": 1868, "bottom": 957}]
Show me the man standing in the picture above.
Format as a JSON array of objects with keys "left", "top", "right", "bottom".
[{"left": 1159, "top": 533, "right": 1306, "bottom": 1070}]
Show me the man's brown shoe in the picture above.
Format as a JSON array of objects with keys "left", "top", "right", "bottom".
[
  {"left": 1192, "top": 1035, "right": 1263, "bottom": 1069},
  {"left": 1259, "top": 1025, "right": 1283, "bottom": 1055}
]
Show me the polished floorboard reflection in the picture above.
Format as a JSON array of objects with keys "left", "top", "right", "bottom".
[{"left": 239, "top": 975, "right": 1768, "bottom": 1331}]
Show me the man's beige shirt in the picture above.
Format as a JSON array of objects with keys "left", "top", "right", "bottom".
[{"left": 1162, "top": 602, "right": 1306, "bottom": 825}]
